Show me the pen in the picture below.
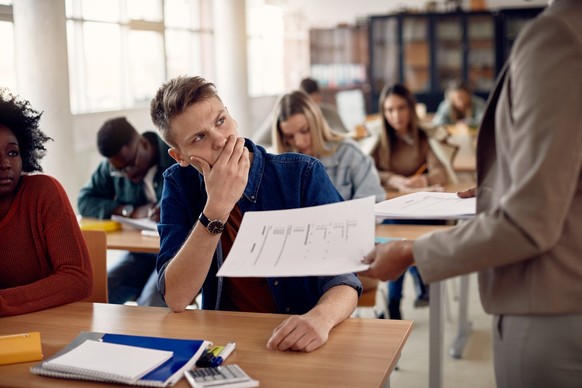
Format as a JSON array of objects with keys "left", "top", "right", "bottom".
[
  {"left": 211, "top": 342, "right": 236, "bottom": 367},
  {"left": 412, "top": 163, "right": 427, "bottom": 177}
]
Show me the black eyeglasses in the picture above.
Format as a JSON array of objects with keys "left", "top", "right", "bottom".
[{"left": 109, "top": 143, "right": 144, "bottom": 178}]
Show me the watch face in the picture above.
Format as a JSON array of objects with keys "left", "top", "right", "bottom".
[{"left": 207, "top": 220, "right": 225, "bottom": 234}]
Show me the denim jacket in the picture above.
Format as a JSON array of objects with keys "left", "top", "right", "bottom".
[
  {"left": 157, "top": 138, "right": 362, "bottom": 313},
  {"left": 319, "top": 138, "right": 386, "bottom": 202}
]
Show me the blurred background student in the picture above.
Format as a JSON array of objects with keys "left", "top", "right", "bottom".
[
  {"left": 0, "top": 88, "right": 92, "bottom": 317},
  {"left": 272, "top": 90, "right": 385, "bottom": 203},
  {"left": 299, "top": 78, "right": 349, "bottom": 133},
  {"left": 371, "top": 83, "right": 458, "bottom": 319},
  {"left": 432, "top": 79, "right": 486, "bottom": 129},
  {"left": 78, "top": 117, "right": 173, "bottom": 307}
]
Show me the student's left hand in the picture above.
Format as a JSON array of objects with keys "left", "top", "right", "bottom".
[
  {"left": 360, "top": 239, "right": 415, "bottom": 281},
  {"left": 266, "top": 314, "right": 331, "bottom": 352}
]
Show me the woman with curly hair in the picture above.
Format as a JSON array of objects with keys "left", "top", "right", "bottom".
[{"left": 0, "top": 88, "right": 92, "bottom": 317}]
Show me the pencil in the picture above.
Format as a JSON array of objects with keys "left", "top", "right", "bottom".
[{"left": 413, "top": 163, "right": 427, "bottom": 177}]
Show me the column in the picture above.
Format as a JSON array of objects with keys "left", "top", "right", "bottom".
[
  {"left": 12, "top": 0, "right": 76, "bottom": 201},
  {"left": 212, "top": 0, "right": 251, "bottom": 137}
]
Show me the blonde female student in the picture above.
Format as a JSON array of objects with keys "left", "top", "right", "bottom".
[{"left": 272, "top": 90, "right": 385, "bottom": 203}]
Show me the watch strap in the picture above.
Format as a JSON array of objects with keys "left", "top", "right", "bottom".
[{"left": 198, "top": 212, "right": 225, "bottom": 235}]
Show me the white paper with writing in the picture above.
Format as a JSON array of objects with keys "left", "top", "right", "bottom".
[{"left": 216, "top": 196, "right": 375, "bottom": 277}]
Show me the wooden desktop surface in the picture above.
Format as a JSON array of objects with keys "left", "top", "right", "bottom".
[
  {"left": 106, "top": 221, "right": 455, "bottom": 253},
  {"left": 0, "top": 303, "right": 413, "bottom": 388},
  {"left": 106, "top": 228, "right": 159, "bottom": 253}
]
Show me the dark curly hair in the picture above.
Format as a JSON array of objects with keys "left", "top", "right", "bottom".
[{"left": 0, "top": 88, "right": 51, "bottom": 173}]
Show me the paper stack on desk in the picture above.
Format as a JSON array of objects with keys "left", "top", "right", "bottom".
[{"left": 375, "top": 192, "right": 476, "bottom": 220}]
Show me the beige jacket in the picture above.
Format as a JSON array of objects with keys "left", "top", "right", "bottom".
[{"left": 414, "top": 0, "right": 582, "bottom": 315}]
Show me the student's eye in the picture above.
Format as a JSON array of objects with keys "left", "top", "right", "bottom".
[
  {"left": 8, "top": 149, "right": 19, "bottom": 157},
  {"left": 192, "top": 134, "right": 205, "bottom": 143},
  {"left": 216, "top": 116, "right": 226, "bottom": 126},
  {"left": 300, "top": 127, "right": 310, "bottom": 134}
]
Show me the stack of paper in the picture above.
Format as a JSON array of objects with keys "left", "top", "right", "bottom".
[{"left": 375, "top": 192, "right": 476, "bottom": 220}]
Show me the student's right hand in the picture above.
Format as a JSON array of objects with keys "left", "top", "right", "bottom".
[{"left": 191, "top": 136, "right": 250, "bottom": 218}]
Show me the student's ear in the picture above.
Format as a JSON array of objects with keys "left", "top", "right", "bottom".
[{"left": 168, "top": 148, "right": 189, "bottom": 167}]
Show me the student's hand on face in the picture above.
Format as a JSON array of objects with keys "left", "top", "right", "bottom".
[
  {"left": 190, "top": 136, "right": 250, "bottom": 213},
  {"left": 266, "top": 313, "right": 331, "bottom": 353},
  {"left": 404, "top": 174, "right": 429, "bottom": 188},
  {"left": 457, "top": 187, "right": 476, "bottom": 198},
  {"left": 360, "top": 240, "right": 415, "bottom": 282}
]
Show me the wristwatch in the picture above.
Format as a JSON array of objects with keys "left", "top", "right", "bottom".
[
  {"left": 121, "top": 204, "right": 134, "bottom": 217},
  {"left": 198, "top": 213, "right": 225, "bottom": 235}
]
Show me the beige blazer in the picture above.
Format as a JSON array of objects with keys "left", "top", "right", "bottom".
[{"left": 413, "top": 0, "right": 582, "bottom": 315}]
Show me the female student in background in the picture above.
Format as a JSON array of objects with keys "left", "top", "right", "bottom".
[
  {"left": 432, "top": 80, "right": 486, "bottom": 128},
  {"left": 372, "top": 83, "right": 456, "bottom": 192},
  {"left": 0, "top": 88, "right": 92, "bottom": 317},
  {"left": 372, "top": 83, "right": 458, "bottom": 319},
  {"left": 272, "top": 90, "right": 385, "bottom": 203}
]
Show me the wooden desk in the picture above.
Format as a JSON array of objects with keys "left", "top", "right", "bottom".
[
  {"left": 376, "top": 223, "right": 449, "bottom": 388},
  {"left": 447, "top": 123, "right": 476, "bottom": 175},
  {"left": 106, "top": 228, "right": 159, "bottom": 253},
  {"left": 0, "top": 303, "right": 413, "bottom": 388},
  {"left": 376, "top": 218, "right": 473, "bottom": 388}
]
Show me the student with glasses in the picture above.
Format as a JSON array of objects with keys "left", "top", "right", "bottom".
[{"left": 78, "top": 117, "right": 175, "bottom": 306}]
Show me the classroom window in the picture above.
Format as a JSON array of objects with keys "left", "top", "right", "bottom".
[
  {"left": 66, "top": 0, "right": 214, "bottom": 114},
  {"left": 0, "top": 3, "right": 16, "bottom": 93},
  {"left": 247, "top": 1, "right": 285, "bottom": 97}
]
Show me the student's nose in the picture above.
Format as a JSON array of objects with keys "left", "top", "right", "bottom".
[
  {"left": 211, "top": 132, "right": 228, "bottom": 150},
  {"left": 0, "top": 155, "right": 10, "bottom": 169},
  {"left": 295, "top": 133, "right": 308, "bottom": 148}
]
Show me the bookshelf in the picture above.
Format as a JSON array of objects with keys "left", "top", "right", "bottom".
[
  {"left": 368, "top": 7, "right": 544, "bottom": 113},
  {"left": 309, "top": 25, "right": 370, "bottom": 110}
]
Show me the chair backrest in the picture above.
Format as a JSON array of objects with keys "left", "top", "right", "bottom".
[
  {"left": 81, "top": 230, "right": 108, "bottom": 303},
  {"left": 357, "top": 275, "right": 380, "bottom": 307}
]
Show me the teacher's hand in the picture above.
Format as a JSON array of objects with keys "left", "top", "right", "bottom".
[{"left": 360, "top": 239, "right": 415, "bottom": 281}]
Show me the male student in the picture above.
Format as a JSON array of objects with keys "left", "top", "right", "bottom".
[
  {"left": 78, "top": 117, "right": 174, "bottom": 306},
  {"left": 150, "top": 76, "right": 361, "bottom": 352},
  {"left": 299, "top": 77, "right": 349, "bottom": 133},
  {"left": 362, "top": 1, "right": 582, "bottom": 387}
]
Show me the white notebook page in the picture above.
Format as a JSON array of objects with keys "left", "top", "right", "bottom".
[{"left": 43, "top": 340, "right": 173, "bottom": 384}]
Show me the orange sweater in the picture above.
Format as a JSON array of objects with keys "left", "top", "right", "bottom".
[{"left": 0, "top": 175, "right": 92, "bottom": 316}]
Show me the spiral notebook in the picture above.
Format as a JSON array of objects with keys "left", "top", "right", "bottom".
[{"left": 31, "top": 332, "right": 210, "bottom": 387}]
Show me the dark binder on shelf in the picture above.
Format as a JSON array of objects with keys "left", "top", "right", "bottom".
[{"left": 30, "top": 331, "right": 211, "bottom": 387}]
